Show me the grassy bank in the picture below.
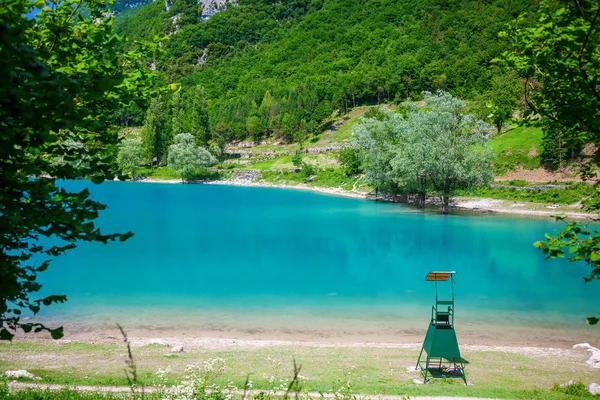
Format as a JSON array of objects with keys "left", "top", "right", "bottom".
[
  {"left": 456, "top": 182, "right": 595, "bottom": 206},
  {"left": 130, "top": 109, "right": 596, "bottom": 211},
  {"left": 490, "top": 125, "right": 544, "bottom": 174},
  {"left": 1, "top": 341, "right": 598, "bottom": 399}
]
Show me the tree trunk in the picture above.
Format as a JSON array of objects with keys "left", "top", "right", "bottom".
[
  {"left": 442, "top": 178, "right": 450, "bottom": 214},
  {"left": 418, "top": 192, "right": 426, "bottom": 209}
]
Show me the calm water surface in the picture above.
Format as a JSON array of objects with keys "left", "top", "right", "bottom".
[{"left": 36, "top": 181, "right": 600, "bottom": 339}]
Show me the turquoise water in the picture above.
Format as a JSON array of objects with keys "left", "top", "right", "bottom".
[{"left": 36, "top": 181, "right": 599, "bottom": 338}]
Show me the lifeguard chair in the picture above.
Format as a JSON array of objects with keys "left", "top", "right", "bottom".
[{"left": 416, "top": 271, "right": 466, "bottom": 384}]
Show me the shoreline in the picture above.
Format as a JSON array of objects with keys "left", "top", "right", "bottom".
[
  {"left": 136, "top": 177, "right": 598, "bottom": 220},
  {"left": 20, "top": 306, "right": 600, "bottom": 350},
  {"left": 4, "top": 334, "right": 590, "bottom": 358}
]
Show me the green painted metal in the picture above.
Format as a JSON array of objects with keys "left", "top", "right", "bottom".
[
  {"left": 415, "top": 271, "right": 466, "bottom": 384},
  {"left": 422, "top": 323, "right": 462, "bottom": 358}
]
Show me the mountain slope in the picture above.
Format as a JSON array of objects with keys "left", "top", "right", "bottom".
[{"left": 116, "top": 0, "right": 538, "bottom": 143}]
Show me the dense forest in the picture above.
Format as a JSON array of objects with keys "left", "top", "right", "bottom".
[{"left": 113, "top": 0, "right": 537, "bottom": 161}]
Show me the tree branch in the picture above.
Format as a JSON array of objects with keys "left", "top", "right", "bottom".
[
  {"left": 577, "top": 4, "right": 600, "bottom": 104},
  {"left": 574, "top": 0, "right": 586, "bottom": 19},
  {"left": 44, "top": 1, "right": 84, "bottom": 61}
]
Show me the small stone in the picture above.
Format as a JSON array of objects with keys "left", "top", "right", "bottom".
[
  {"left": 573, "top": 343, "right": 600, "bottom": 368},
  {"left": 412, "top": 378, "right": 424, "bottom": 385},
  {"left": 5, "top": 370, "right": 41, "bottom": 380},
  {"left": 171, "top": 345, "right": 184, "bottom": 353},
  {"left": 588, "top": 383, "right": 600, "bottom": 395}
]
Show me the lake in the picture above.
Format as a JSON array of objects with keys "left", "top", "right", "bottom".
[{"left": 36, "top": 181, "right": 599, "bottom": 346}]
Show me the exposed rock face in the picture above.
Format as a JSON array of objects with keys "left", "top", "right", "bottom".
[{"left": 200, "top": 0, "right": 236, "bottom": 20}]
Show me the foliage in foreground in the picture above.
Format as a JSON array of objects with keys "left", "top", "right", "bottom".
[
  {"left": 501, "top": 0, "right": 600, "bottom": 324},
  {"left": 0, "top": 0, "right": 156, "bottom": 340}
]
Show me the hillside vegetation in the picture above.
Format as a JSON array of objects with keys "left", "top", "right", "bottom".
[
  {"left": 111, "top": 0, "right": 595, "bottom": 209},
  {"left": 114, "top": 0, "right": 536, "bottom": 143}
]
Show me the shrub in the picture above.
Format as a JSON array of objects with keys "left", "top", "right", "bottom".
[{"left": 551, "top": 381, "right": 592, "bottom": 397}]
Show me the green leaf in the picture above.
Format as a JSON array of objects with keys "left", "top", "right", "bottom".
[
  {"left": 50, "top": 327, "right": 64, "bottom": 340},
  {"left": 0, "top": 328, "right": 14, "bottom": 341}
]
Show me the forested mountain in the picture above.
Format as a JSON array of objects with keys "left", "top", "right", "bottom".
[{"left": 115, "top": 0, "right": 537, "bottom": 154}]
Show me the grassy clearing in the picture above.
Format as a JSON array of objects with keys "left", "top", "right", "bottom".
[
  {"left": 250, "top": 155, "right": 295, "bottom": 170},
  {"left": 456, "top": 182, "right": 595, "bottom": 205},
  {"left": 0, "top": 341, "right": 598, "bottom": 399},
  {"left": 327, "top": 117, "right": 358, "bottom": 143},
  {"left": 137, "top": 167, "right": 180, "bottom": 180},
  {"left": 490, "top": 125, "right": 544, "bottom": 175},
  {"left": 259, "top": 169, "right": 363, "bottom": 191},
  {"left": 136, "top": 167, "right": 222, "bottom": 181},
  {"left": 308, "top": 105, "right": 379, "bottom": 146}
]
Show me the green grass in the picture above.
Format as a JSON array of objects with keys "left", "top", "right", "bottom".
[
  {"left": 260, "top": 169, "right": 306, "bottom": 184},
  {"left": 490, "top": 124, "right": 544, "bottom": 174},
  {"left": 309, "top": 168, "right": 351, "bottom": 188},
  {"left": 259, "top": 168, "right": 354, "bottom": 189},
  {"left": 328, "top": 116, "right": 359, "bottom": 143},
  {"left": 457, "top": 182, "right": 594, "bottom": 205},
  {"left": 251, "top": 153, "right": 340, "bottom": 174},
  {"left": 1, "top": 341, "right": 599, "bottom": 399},
  {"left": 1, "top": 387, "right": 126, "bottom": 399},
  {"left": 250, "top": 155, "right": 295, "bottom": 170},
  {"left": 135, "top": 167, "right": 222, "bottom": 181},
  {"left": 137, "top": 166, "right": 180, "bottom": 180}
]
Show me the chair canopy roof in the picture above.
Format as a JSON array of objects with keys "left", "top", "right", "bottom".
[{"left": 425, "top": 271, "right": 456, "bottom": 282}]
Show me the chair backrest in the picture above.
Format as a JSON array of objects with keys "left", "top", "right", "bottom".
[{"left": 437, "top": 313, "right": 450, "bottom": 323}]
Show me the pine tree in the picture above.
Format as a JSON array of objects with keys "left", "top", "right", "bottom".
[
  {"left": 171, "top": 90, "right": 184, "bottom": 137},
  {"left": 187, "top": 85, "right": 210, "bottom": 146},
  {"left": 143, "top": 96, "right": 167, "bottom": 165}
]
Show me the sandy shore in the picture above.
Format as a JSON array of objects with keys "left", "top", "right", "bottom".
[
  {"left": 21, "top": 307, "right": 600, "bottom": 351},
  {"left": 138, "top": 177, "right": 598, "bottom": 220},
  {"left": 452, "top": 198, "right": 597, "bottom": 219},
  {"left": 139, "top": 177, "right": 368, "bottom": 200},
  {"left": 11, "top": 323, "right": 598, "bottom": 358}
]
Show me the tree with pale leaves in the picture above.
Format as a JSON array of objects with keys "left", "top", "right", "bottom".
[
  {"left": 167, "top": 133, "right": 216, "bottom": 181},
  {"left": 117, "top": 138, "right": 144, "bottom": 179},
  {"left": 352, "top": 92, "right": 493, "bottom": 213},
  {"left": 351, "top": 108, "right": 403, "bottom": 197}
]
